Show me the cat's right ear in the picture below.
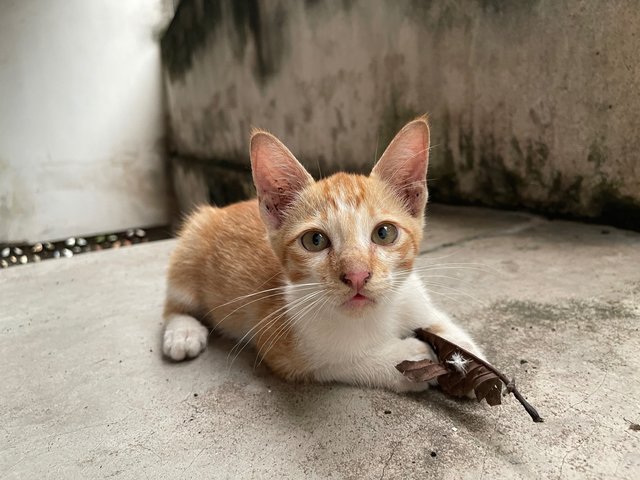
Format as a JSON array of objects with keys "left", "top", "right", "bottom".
[{"left": 250, "top": 131, "right": 314, "bottom": 229}]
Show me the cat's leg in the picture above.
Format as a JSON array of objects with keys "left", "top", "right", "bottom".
[
  {"left": 360, "top": 336, "right": 440, "bottom": 392},
  {"left": 419, "top": 302, "right": 485, "bottom": 359},
  {"left": 396, "top": 273, "right": 488, "bottom": 398},
  {"left": 253, "top": 319, "right": 435, "bottom": 392},
  {"left": 320, "top": 336, "right": 439, "bottom": 392},
  {"left": 162, "top": 286, "right": 209, "bottom": 361},
  {"left": 399, "top": 273, "right": 486, "bottom": 359}
]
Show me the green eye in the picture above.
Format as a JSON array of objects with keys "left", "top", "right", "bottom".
[
  {"left": 372, "top": 223, "right": 398, "bottom": 245},
  {"left": 301, "top": 231, "right": 330, "bottom": 251}
]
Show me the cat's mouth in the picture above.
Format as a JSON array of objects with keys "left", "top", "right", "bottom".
[{"left": 344, "top": 292, "right": 373, "bottom": 308}]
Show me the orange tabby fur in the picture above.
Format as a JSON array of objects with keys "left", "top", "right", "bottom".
[{"left": 164, "top": 200, "right": 310, "bottom": 380}]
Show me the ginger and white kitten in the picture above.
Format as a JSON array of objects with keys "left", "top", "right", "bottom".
[{"left": 162, "top": 118, "right": 483, "bottom": 393}]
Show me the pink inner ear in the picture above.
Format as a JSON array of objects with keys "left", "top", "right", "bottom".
[
  {"left": 372, "top": 119, "right": 430, "bottom": 217},
  {"left": 251, "top": 132, "right": 313, "bottom": 228}
]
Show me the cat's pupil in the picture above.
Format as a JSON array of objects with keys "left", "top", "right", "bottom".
[
  {"left": 313, "top": 233, "right": 322, "bottom": 245},
  {"left": 378, "top": 226, "right": 388, "bottom": 239}
]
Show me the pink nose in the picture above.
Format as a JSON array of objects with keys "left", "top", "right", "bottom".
[{"left": 340, "top": 271, "right": 371, "bottom": 291}]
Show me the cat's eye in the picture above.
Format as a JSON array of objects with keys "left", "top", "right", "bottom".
[
  {"left": 372, "top": 223, "right": 398, "bottom": 245},
  {"left": 301, "top": 230, "right": 330, "bottom": 252}
]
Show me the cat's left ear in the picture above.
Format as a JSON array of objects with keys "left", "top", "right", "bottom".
[
  {"left": 250, "top": 130, "right": 314, "bottom": 229},
  {"left": 371, "top": 117, "right": 430, "bottom": 217}
]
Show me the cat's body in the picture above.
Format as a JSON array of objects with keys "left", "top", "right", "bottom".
[{"left": 162, "top": 118, "right": 483, "bottom": 392}]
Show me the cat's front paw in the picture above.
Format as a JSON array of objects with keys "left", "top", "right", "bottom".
[
  {"left": 399, "top": 336, "right": 438, "bottom": 363},
  {"left": 389, "top": 337, "right": 438, "bottom": 393},
  {"left": 163, "top": 315, "right": 208, "bottom": 361}
]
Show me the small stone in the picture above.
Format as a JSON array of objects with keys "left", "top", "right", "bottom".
[
  {"left": 1, "top": 247, "right": 10, "bottom": 257},
  {"left": 33, "top": 254, "right": 41, "bottom": 262},
  {"left": 384, "top": 410, "right": 391, "bottom": 414},
  {"left": 452, "top": 427, "right": 458, "bottom": 432},
  {"left": 520, "top": 359, "right": 528, "bottom": 364},
  {"left": 72, "top": 246, "right": 82, "bottom": 253},
  {"left": 44, "top": 242, "right": 55, "bottom": 251},
  {"left": 430, "top": 451, "right": 437, "bottom": 458},
  {"left": 126, "top": 229, "right": 135, "bottom": 238},
  {"left": 53, "top": 251, "right": 61, "bottom": 259},
  {"left": 123, "top": 239, "right": 132, "bottom": 247},
  {"left": 94, "top": 245, "right": 102, "bottom": 251},
  {"left": 112, "top": 240, "right": 121, "bottom": 249},
  {"left": 32, "top": 242, "right": 43, "bottom": 253},
  {"left": 19, "top": 255, "right": 28, "bottom": 264},
  {"left": 1, "top": 259, "right": 8, "bottom": 268},
  {"left": 107, "top": 234, "right": 118, "bottom": 242},
  {"left": 77, "top": 237, "right": 88, "bottom": 247},
  {"left": 135, "top": 229, "right": 146, "bottom": 238},
  {"left": 62, "top": 248, "right": 73, "bottom": 258},
  {"left": 9, "top": 255, "right": 17, "bottom": 264},
  {"left": 95, "top": 235, "right": 106, "bottom": 244},
  {"left": 65, "top": 237, "right": 76, "bottom": 247},
  {"left": 13, "top": 247, "right": 23, "bottom": 256}
]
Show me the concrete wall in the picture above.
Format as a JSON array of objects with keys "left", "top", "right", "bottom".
[
  {"left": 0, "top": 0, "right": 173, "bottom": 243},
  {"left": 162, "top": 0, "right": 640, "bottom": 229}
]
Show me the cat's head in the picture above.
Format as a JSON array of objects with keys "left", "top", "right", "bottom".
[{"left": 250, "top": 118, "right": 429, "bottom": 315}]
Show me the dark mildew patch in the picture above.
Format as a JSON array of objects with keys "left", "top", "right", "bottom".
[
  {"left": 161, "top": 0, "right": 223, "bottom": 81},
  {"left": 488, "top": 299, "right": 638, "bottom": 347},
  {"left": 161, "top": 0, "right": 288, "bottom": 83},
  {"left": 469, "top": 297, "right": 640, "bottom": 382},
  {"left": 493, "top": 298, "right": 636, "bottom": 324}
]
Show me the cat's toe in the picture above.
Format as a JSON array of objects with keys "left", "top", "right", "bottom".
[
  {"left": 163, "top": 315, "right": 208, "bottom": 361},
  {"left": 389, "top": 338, "right": 438, "bottom": 392},
  {"left": 402, "top": 337, "right": 437, "bottom": 363}
]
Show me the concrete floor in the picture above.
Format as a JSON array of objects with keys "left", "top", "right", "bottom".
[{"left": 1, "top": 204, "right": 639, "bottom": 479}]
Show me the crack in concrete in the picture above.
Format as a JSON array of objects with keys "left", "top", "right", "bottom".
[
  {"left": 421, "top": 217, "right": 547, "bottom": 255},
  {"left": 569, "top": 371, "right": 608, "bottom": 410},
  {"left": 557, "top": 422, "right": 598, "bottom": 479},
  {"left": 182, "top": 447, "right": 205, "bottom": 477},
  {"left": 379, "top": 441, "right": 400, "bottom": 480}
]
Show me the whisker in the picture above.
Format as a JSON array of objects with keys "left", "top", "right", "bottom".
[
  {"left": 412, "top": 261, "right": 497, "bottom": 269},
  {"left": 257, "top": 293, "right": 330, "bottom": 367},
  {"left": 210, "top": 284, "right": 319, "bottom": 332},
  {"left": 422, "top": 280, "right": 484, "bottom": 301},
  {"left": 402, "top": 265, "right": 499, "bottom": 275},
  {"left": 227, "top": 290, "right": 321, "bottom": 363},
  {"left": 208, "top": 282, "right": 321, "bottom": 313},
  {"left": 421, "top": 287, "right": 475, "bottom": 306},
  {"left": 254, "top": 293, "right": 326, "bottom": 366}
]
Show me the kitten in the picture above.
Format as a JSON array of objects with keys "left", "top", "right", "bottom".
[{"left": 162, "top": 117, "right": 484, "bottom": 393}]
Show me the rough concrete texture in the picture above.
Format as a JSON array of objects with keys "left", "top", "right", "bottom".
[
  {"left": 1, "top": 204, "right": 639, "bottom": 478},
  {"left": 162, "top": 0, "right": 640, "bottom": 227}
]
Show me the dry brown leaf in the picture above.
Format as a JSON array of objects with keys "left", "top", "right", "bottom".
[
  {"left": 395, "top": 359, "right": 449, "bottom": 383},
  {"left": 396, "top": 328, "right": 543, "bottom": 422}
]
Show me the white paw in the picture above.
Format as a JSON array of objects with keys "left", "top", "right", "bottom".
[
  {"left": 163, "top": 315, "right": 208, "bottom": 361},
  {"left": 390, "top": 337, "right": 438, "bottom": 393},
  {"left": 397, "top": 337, "right": 438, "bottom": 363}
]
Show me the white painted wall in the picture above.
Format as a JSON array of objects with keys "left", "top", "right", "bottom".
[{"left": 0, "top": 0, "right": 172, "bottom": 242}]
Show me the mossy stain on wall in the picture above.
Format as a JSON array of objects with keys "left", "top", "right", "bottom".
[{"left": 161, "top": 0, "right": 287, "bottom": 84}]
